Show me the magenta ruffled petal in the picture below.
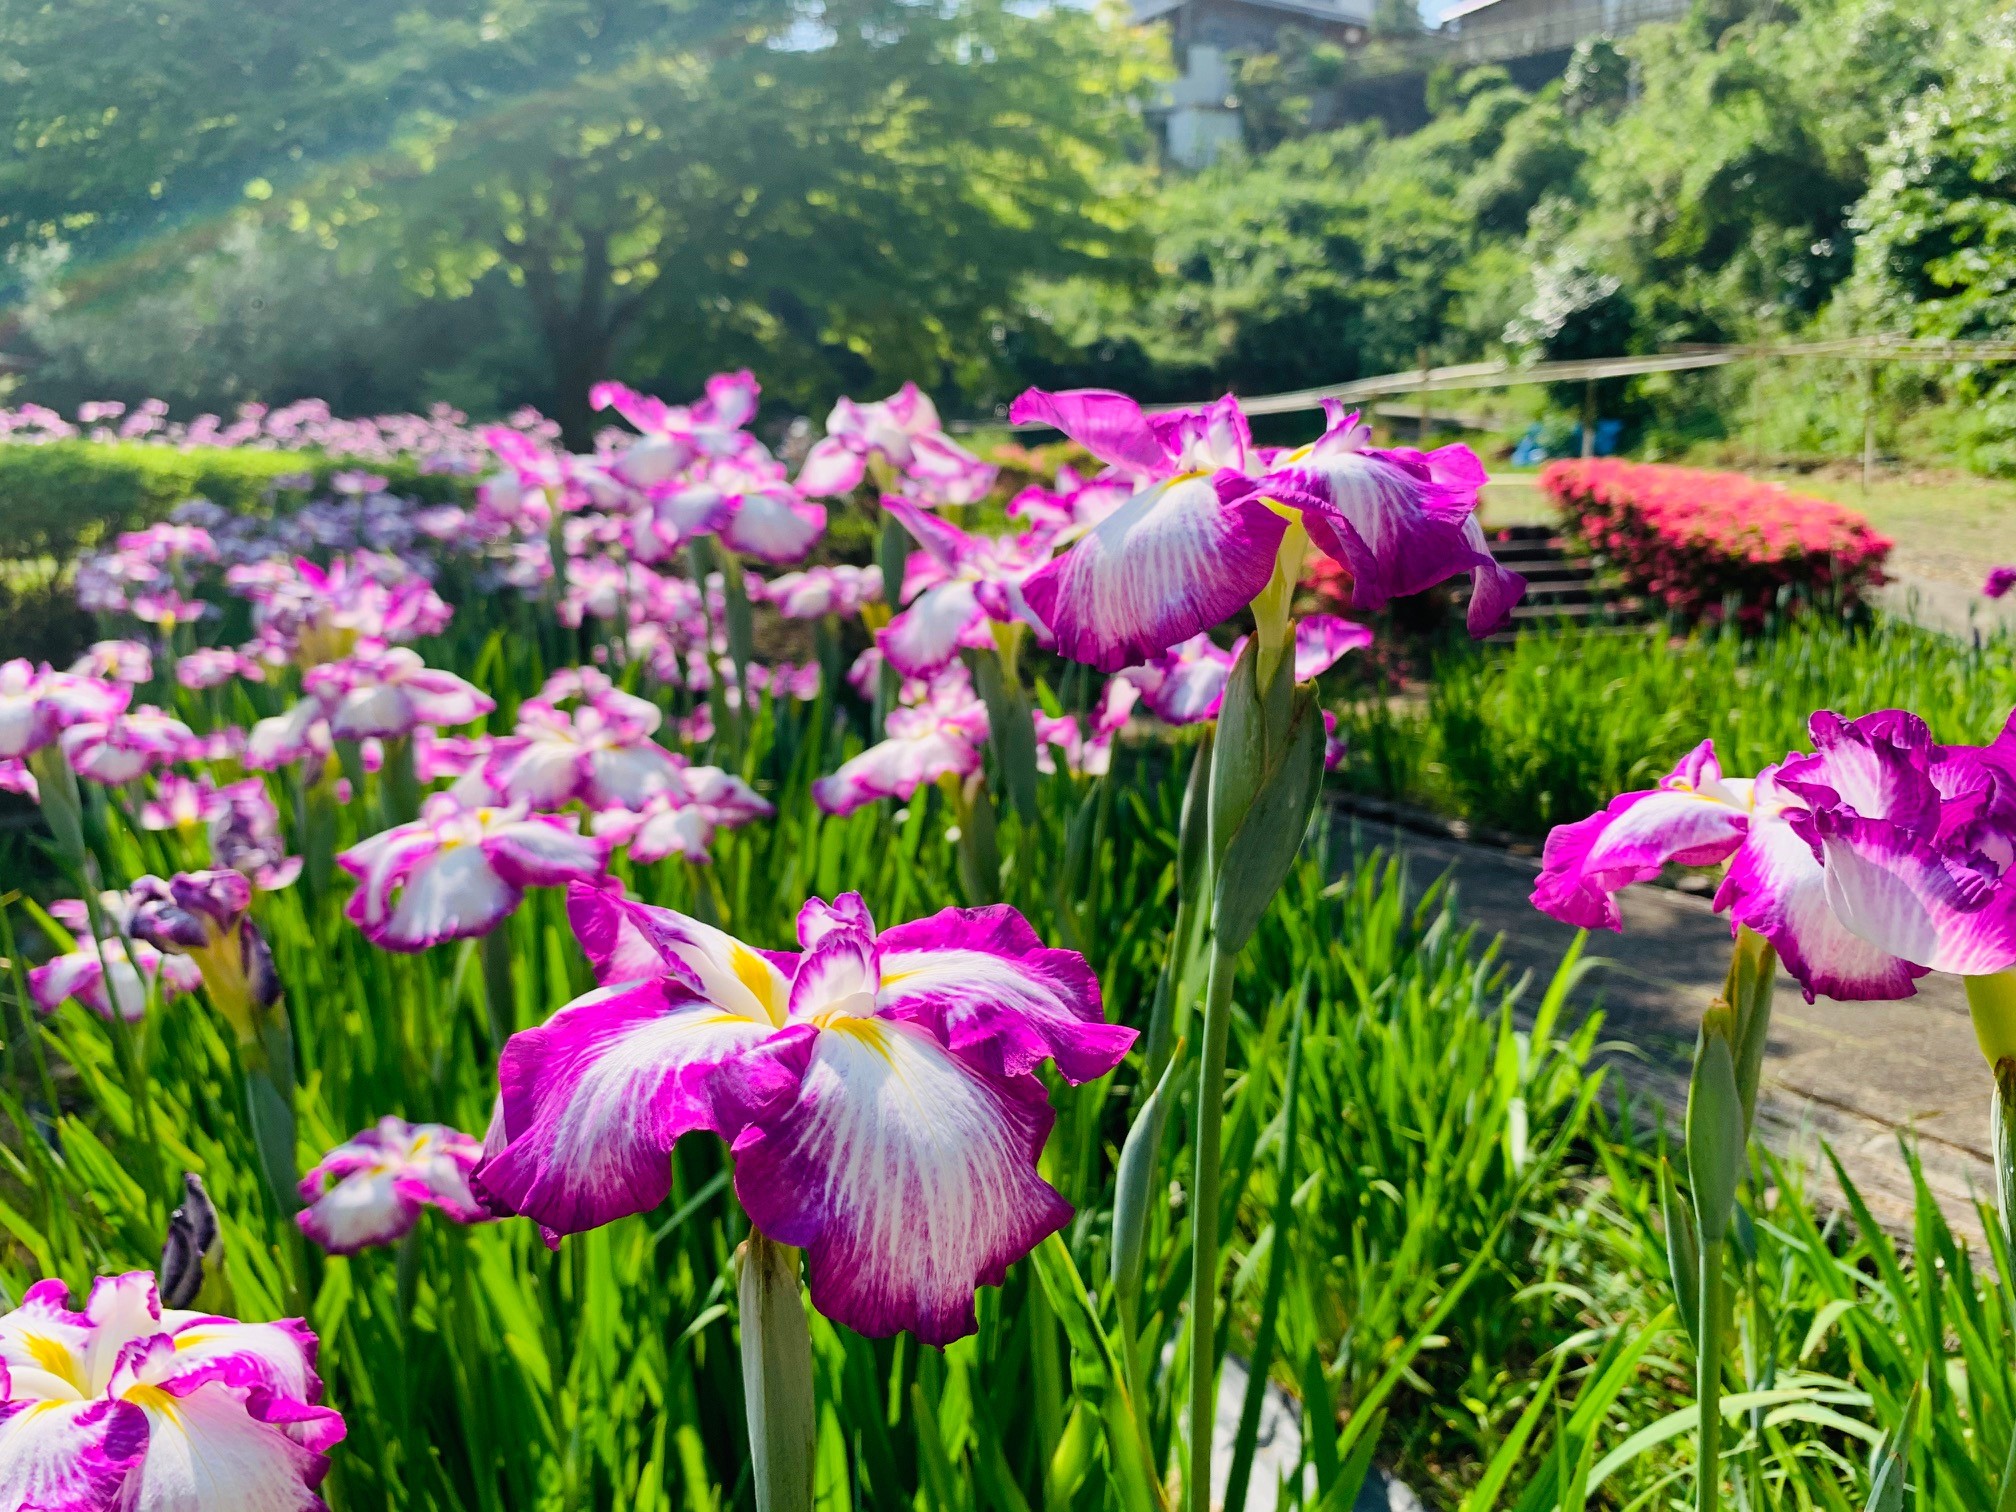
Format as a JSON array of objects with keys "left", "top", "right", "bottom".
[
  {"left": 1006, "top": 389, "right": 1170, "bottom": 475},
  {"left": 874, "top": 906, "right": 1131, "bottom": 1083},
  {"left": 0, "top": 1397, "right": 149, "bottom": 1512},
  {"left": 477, "top": 978, "right": 795, "bottom": 1239},
  {"left": 1809, "top": 809, "right": 2016, "bottom": 978},
  {"left": 1715, "top": 808, "right": 1927, "bottom": 1002},
  {"left": 568, "top": 882, "right": 669, "bottom": 984},
  {"left": 731, "top": 1023, "right": 1070, "bottom": 1345},
  {"left": 1022, "top": 474, "right": 1286, "bottom": 672},
  {"left": 1530, "top": 743, "right": 1751, "bottom": 930}
]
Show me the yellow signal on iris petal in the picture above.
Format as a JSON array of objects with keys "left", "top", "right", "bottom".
[
  {"left": 730, "top": 944, "right": 785, "bottom": 1024},
  {"left": 23, "top": 1334, "right": 86, "bottom": 1394},
  {"left": 122, "top": 1382, "right": 182, "bottom": 1420}
]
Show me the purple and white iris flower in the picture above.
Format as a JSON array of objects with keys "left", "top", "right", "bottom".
[
  {"left": 0, "top": 1271, "right": 343, "bottom": 1511},
  {"left": 60, "top": 707, "right": 193, "bottom": 786},
  {"left": 1007, "top": 388, "right": 1521, "bottom": 670},
  {"left": 1984, "top": 566, "right": 2015, "bottom": 599},
  {"left": 1006, "top": 465, "right": 1130, "bottom": 544},
  {"left": 1269, "top": 400, "right": 1527, "bottom": 638},
  {"left": 795, "top": 384, "right": 994, "bottom": 505},
  {"left": 302, "top": 646, "right": 493, "bottom": 741},
  {"left": 1120, "top": 615, "right": 1373, "bottom": 727},
  {"left": 28, "top": 936, "right": 202, "bottom": 1022},
  {"left": 128, "top": 870, "right": 284, "bottom": 1043},
  {"left": 483, "top": 699, "right": 686, "bottom": 812},
  {"left": 811, "top": 671, "right": 991, "bottom": 817},
  {"left": 208, "top": 778, "right": 304, "bottom": 893},
  {"left": 69, "top": 641, "right": 155, "bottom": 686},
  {"left": 338, "top": 797, "right": 608, "bottom": 952},
  {"left": 229, "top": 554, "right": 452, "bottom": 667},
  {"left": 1792, "top": 711, "right": 2016, "bottom": 980},
  {"left": 175, "top": 647, "right": 267, "bottom": 691},
  {"left": 297, "top": 1117, "right": 489, "bottom": 1255},
  {"left": 0, "top": 661, "right": 130, "bottom": 763},
  {"left": 474, "top": 884, "right": 1134, "bottom": 1344},
  {"left": 591, "top": 372, "right": 763, "bottom": 488},
  {"left": 139, "top": 773, "right": 228, "bottom": 834},
  {"left": 710, "top": 459, "right": 829, "bottom": 566},
  {"left": 1531, "top": 711, "right": 2016, "bottom": 1001},
  {"left": 763, "top": 564, "right": 884, "bottom": 621},
  {"left": 876, "top": 498, "right": 1049, "bottom": 678},
  {"left": 1034, "top": 679, "right": 1141, "bottom": 778},
  {"left": 592, "top": 765, "right": 773, "bottom": 865}
]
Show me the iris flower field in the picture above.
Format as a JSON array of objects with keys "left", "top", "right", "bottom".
[{"left": 1, "top": 374, "right": 2014, "bottom": 1512}]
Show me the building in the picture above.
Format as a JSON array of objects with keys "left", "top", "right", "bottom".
[
  {"left": 1135, "top": 0, "right": 1689, "bottom": 164},
  {"left": 1439, "top": 0, "right": 1689, "bottom": 70},
  {"left": 1133, "top": 0, "right": 1374, "bottom": 167}
]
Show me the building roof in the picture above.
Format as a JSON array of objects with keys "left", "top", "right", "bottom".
[
  {"left": 1437, "top": 0, "right": 1514, "bottom": 19},
  {"left": 1132, "top": 0, "right": 1374, "bottom": 27}
]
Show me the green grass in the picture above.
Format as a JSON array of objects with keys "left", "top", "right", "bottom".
[
  {"left": 4, "top": 592, "right": 2015, "bottom": 1507},
  {"left": 1336, "top": 614, "right": 2016, "bottom": 839}
]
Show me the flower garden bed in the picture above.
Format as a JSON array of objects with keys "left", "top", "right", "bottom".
[{"left": 1541, "top": 458, "right": 1893, "bottom": 625}]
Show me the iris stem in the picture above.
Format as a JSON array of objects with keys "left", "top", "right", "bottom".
[
  {"left": 1994, "top": 1058, "right": 2016, "bottom": 1253},
  {"left": 1968, "top": 973, "right": 2016, "bottom": 1249},
  {"left": 738, "top": 1232, "right": 816, "bottom": 1512},
  {"left": 1187, "top": 935, "right": 1237, "bottom": 1512},
  {"left": 1697, "top": 1236, "right": 1724, "bottom": 1512}
]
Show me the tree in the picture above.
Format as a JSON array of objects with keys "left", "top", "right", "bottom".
[
  {"left": 287, "top": 0, "right": 1151, "bottom": 440},
  {"left": 1, "top": 0, "right": 1152, "bottom": 434}
]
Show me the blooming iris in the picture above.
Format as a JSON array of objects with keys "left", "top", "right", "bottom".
[
  {"left": 70, "top": 641, "right": 155, "bottom": 686},
  {"left": 0, "top": 1271, "right": 343, "bottom": 1511},
  {"left": 175, "top": 648, "right": 267, "bottom": 691},
  {"left": 592, "top": 765, "right": 774, "bottom": 864},
  {"left": 28, "top": 936, "right": 202, "bottom": 1023},
  {"left": 795, "top": 384, "right": 994, "bottom": 505},
  {"left": 338, "top": 797, "right": 608, "bottom": 952},
  {"left": 483, "top": 698, "right": 686, "bottom": 811},
  {"left": 1793, "top": 711, "right": 2016, "bottom": 980},
  {"left": 591, "top": 372, "right": 763, "bottom": 488},
  {"left": 128, "top": 870, "right": 282, "bottom": 1043},
  {"left": 0, "top": 661, "right": 129, "bottom": 763},
  {"left": 811, "top": 670, "right": 990, "bottom": 817},
  {"left": 876, "top": 498, "right": 1049, "bottom": 678},
  {"left": 1120, "top": 615, "right": 1373, "bottom": 727},
  {"left": 302, "top": 646, "right": 493, "bottom": 741},
  {"left": 762, "top": 565, "right": 883, "bottom": 620},
  {"left": 1531, "top": 711, "right": 2016, "bottom": 1002},
  {"left": 475, "top": 884, "right": 1133, "bottom": 1344},
  {"left": 1007, "top": 389, "right": 1522, "bottom": 670},
  {"left": 208, "top": 778, "right": 304, "bottom": 892},
  {"left": 297, "top": 1117, "right": 489, "bottom": 1255},
  {"left": 138, "top": 774, "right": 228, "bottom": 833},
  {"left": 60, "top": 707, "right": 193, "bottom": 786}
]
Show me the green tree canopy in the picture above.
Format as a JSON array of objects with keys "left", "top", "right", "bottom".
[{"left": 3, "top": 0, "right": 1155, "bottom": 437}]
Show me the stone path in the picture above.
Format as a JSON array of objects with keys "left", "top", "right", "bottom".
[{"left": 1331, "top": 808, "right": 1996, "bottom": 1239}]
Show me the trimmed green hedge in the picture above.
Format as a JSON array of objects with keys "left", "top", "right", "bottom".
[
  {"left": 0, "top": 442, "right": 476, "bottom": 661},
  {"left": 0, "top": 441, "right": 474, "bottom": 565}
]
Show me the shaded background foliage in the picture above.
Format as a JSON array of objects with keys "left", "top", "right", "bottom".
[{"left": 6, "top": 0, "right": 2016, "bottom": 462}]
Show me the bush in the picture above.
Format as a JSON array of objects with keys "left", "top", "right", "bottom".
[
  {"left": 1542, "top": 458, "right": 1891, "bottom": 624},
  {"left": 0, "top": 441, "right": 474, "bottom": 566}
]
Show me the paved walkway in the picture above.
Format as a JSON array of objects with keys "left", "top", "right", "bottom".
[{"left": 1332, "top": 812, "right": 1995, "bottom": 1239}]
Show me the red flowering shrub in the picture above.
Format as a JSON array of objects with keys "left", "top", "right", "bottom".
[{"left": 1541, "top": 460, "right": 1891, "bottom": 626}]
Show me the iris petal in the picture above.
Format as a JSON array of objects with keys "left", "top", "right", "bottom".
[
  {"left": 731, "top": 1019, "right": 1070, "bottom": 1346},
  {"left": 1022, "top": 474, "right": 1286, "bottom": 673}
]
